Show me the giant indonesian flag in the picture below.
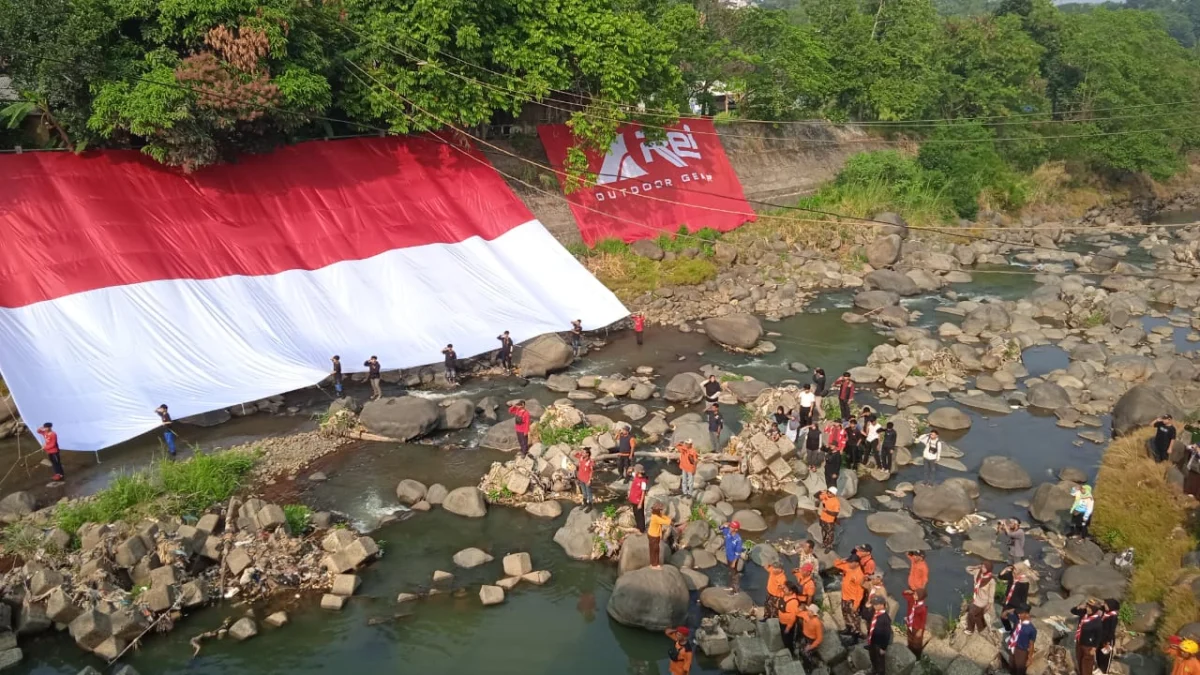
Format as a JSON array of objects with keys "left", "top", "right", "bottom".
[{"left": 0, "top": 136, "right": 628, "bottom": 451}]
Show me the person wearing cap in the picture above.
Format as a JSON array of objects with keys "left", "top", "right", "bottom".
[
  {"left": 999, "top": 563, "right": 1032, "bottom": 631},
  {"left": 1067, "top": 485, "right": 1095, "bottom": 539},
  {"left": 155, "top": 404, "right": 177, "bottom": 457},
  {"left": 36, "top": 422, "right": 64, "bottom": 481},
  {"left": 675, "top": 439, "right": 698, "bottom": 497},
  {"left": 794, "top": 563, "right": 817, "bottom": 607},
  {"left": 1098, "top": 599, "right": 1120, "bottom": 674},
  {"left": 719, "top": 521, "right": 745, "bottom": 592},
  {"left": 574, "top": 449, "right": 595, "bottom": 511},
  {"left": 615, "top": 427, "right": 637, "bottom": 479},
  {"left": 855, "top": 544, "right": 877, "bottom": 576},
  {"left": 1007, "top": 606, "right": 1037, "bottom": 675},
  {"left": 817, "top": 488, "right": 840, "bottom": 552},
  {"left": 629, "top": 464, "right": 649, "bottom": 532},
  {"left": 1167, "top": 637, "right": 1200, "bottom": 675},
  {"left": 1154, "top": 414, "right": 1178, "bottom": 463},
  {"left": 906, "top": 550, "right": 928, "bottom": 593},
  {"left": 778, "top": 581, "right": 804, "bottom": 655},
  {"left": 798, "top": 603, "right": 825, "bottom": 667},
  {"left": 867, "top": 596, "right": 891, "bottom": 674},
  {"left": 1071, "top": 598, "right": 1104, "bottom": 675},
  {"left": 833, "top": 554, "right": 865, "bottom": 639},
  {"left": 509, "top": 401, "right": 531, "bottom": 457},
  {"left": 495, "top": 331, "right": 514, "bottom": 372},
  {"left": 664, "top": 626, "right": 693, "bottom": 675},
  {"left": 916, "top": 429, "right": 942, "bottom": 484},
  {"left": 647, "top": 502, "right": 673, "bottom": 570},
  {"left": 965, "top": 562, "right": 995, "bottom": 635},
  {"left": 902, "top": 587, "right": 928, "bottom": 658},
  {"left": 363, "top": 355, "right": 382, "bottom": 400},
  {"left": 330, "top": 355, "right": 344, "bottom": 396},
  {"left": 765, "top": 562, "right": 789, "bottom": 618}
]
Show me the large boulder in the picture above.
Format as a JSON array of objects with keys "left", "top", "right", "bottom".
[
  {"left": 516, "top": 334, "right": 575, "bottom": 377},
  {"left": 978, "top": 456, "right": 1032, "bottom": 490},
  {"left": 961, "top": 304, "right": 1010, "bottom": 335},
  {"left": 607, "top": 566, "right": 690, "bottom": 631},
  {"left": 438, "top": 399, "right": 475, "bottom": 430},
  {"left": 360, "top": 397, "right": 440, "bottom": 442},
  {"left": 671, "top": 418, "right": 713, "bottom": 453},
  {"left": 479, "top": 419, "right": 520, "bottom": 452},
  {"left": 1061, "top": 564, "right": 1128, "bottom": 599},
  {"left": 874, "top": 212, "right": 910, "bottom": 238},
  {"left": 867, "top": 234, "right": 902, "bottom": 268},
  {"left": 855, "top": 290, "right": 899, "bottom": 311},
  {"left": 866, "top": 512, "right": 923, "bottom": 537},
  {"left": 700, "top": 588, "right": 755, "bottom": 614},
  {"left": 179, "top": 409, "right": 232, "bottom": 427},
  {"left": 1112, "top": 384, "right": 1186, "bottom": 436},
  {"left": 702, "top": 315, "right": 763, "bottom": 350},
  {"left": 865, "top": 270, "right": 920, "bottom": 296},
  {"left": 928, "top": 407, "right": 971, "bottom": 431},
  {"left": 1027, "top": 383, "right": 1070, "bottom": 411},
  {"left": 0, "top": 492, "right": 36, "bottom": 524},
  {"left": 719, "top": 474, "right": 752, "bottom": 502},
  {"left": 554, "top": 507, "right": 600, "bottom": 560},
  {"left": 618, "top": 533, "right": 671, "bottom": 576},
  {"left": 664, "top": 374, "right": 703, "bottom": 403},
  {"left": 442, "top": 487, "right": 487, "bottom": 518},
  {"left": 1028, "top": 482, "right": 1075, "bottom": 528},
  {"left": 912, "top": 481, "right": 974, "bottom": 523},
  {"left": 395, "top": 479, "right": 427, "bottom": 505}
]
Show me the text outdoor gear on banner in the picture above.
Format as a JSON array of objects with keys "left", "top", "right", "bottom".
[{"left": 537, "top": 120, "right": 756, "bottom": 245}]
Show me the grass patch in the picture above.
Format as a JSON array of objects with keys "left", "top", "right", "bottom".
[
  {"left": 720, "top": 373, "right": 746, "bottom": 383},
  {"left": 1, "top": 523, "right": 42, "bottom": 556},
  {"left": 54, "top": 450, "right": 258, "bottom": 538},
  {"left": 283, "top": 504, "right": 312, "bottom": 535},
  {"left": 533, "top": 424, "right": 609, "bottom": 447},
  {"left": 1091, "top": 432, "right": 1198, "bottom": 642},
  {"left": 583, "top": 251, "right": 717, "bottom": 301},
  {"left": 1082, "top": 310, "right": 1108, "bottom": 328}
]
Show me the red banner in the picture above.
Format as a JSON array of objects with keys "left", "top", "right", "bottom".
[{"left": 537, "top": 119, "right": 756, "bottom": 245}]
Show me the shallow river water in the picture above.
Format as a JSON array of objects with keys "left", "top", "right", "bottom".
[{"left": 4, "top": 261, "right": 1180, "bottom": 675}]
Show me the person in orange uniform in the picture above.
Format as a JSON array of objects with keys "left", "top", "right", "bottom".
[
  {"left": 675, "top": 440, "right": 699, "bottom": 497},
  {"left": 797, "top": 604, "right": 825, "bottom": 668},
  {"left": 907, "top": 550, "right": 929, "bottom": 593},
  {"left": 778, "top": 582, "right": 804, "bottom": 655},
  {"left": 817, "top": 487, "right": 840, "bottom": 552},
  {"left": 665, "top": 626, "right": 693, "bottom": 675},
  {"left": 902, "top": 587, "right": 928, "bottom": 657},
  {"left": 833, "top": 554, "right": 865, "bottom": 639},
  {"left": 765, "top": 563, "right": 789, "bottom": 618},
  {"left": 854, "top": 544, "right": 877, "bottom": 576},
  {"left": 794, "top": 563, "right": 817, "bottom": 607},
  {"left": 1166, "top": 637, "right": 1200, "bottom": 675}
]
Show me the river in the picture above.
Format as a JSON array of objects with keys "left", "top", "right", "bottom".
[{"left": 4, "top": 257, "right": 1173, "bottom": 675}]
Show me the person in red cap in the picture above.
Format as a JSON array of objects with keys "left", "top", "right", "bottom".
[
  {"left": 509, "top": 401, "right": 531, "bottom": 457},
  {"left": 795, "top": 563, "right": 817, "bottom": 606},
  {"left": 665, "top": 626, "right": 693, "bottom": 675}
]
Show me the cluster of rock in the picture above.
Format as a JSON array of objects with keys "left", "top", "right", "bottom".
[
  {"left": 394, "top": 478, "right": 488, "bottom": 518},
  {"left": 0, "top": 491, "right": 379, "bottom": 665}
]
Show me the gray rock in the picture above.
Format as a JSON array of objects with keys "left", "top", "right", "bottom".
[
  {"left": 606, "top": 566, "right": 689, "bottom": 630},
  {"left": 545, "top": 374, "right": 577, "bottom": 393},
  {"left": 726, "top": 379, "right": 769, "bottom": 402},
  {"left": 452, "top": 547, "right": 494, "bottom": 569},
  {"left": 729, "top": 510, "right": 767, "bottom": 532},
  {"left": 479, "top": 419, "right": 520, "bottom": 452},
  {"left": 702, "top": 314, "right": 764, "bottom": 350},
  {"left": 1028, "top": 482, "right": 1076, "bottom": 528},
  {"left": 912, "top": 481, "right": 974, "bottom": 523},
  {"left": 360, "top": 397, "right": 439, "bottom": 441},
  {"left": 774, "top": 495, "right": 798, "bottom": 516},
  {"left": 855, "top": 290, "right": 900, "bottom": 311},
  {"left": 962, "top": 304, "right": 1010, "bottom": 335},
  {"left": 426, "top": 484, "right": 448, "bottom": 505},
  {"left": 867, "top": 234, "right": 903, "bottom": 268},
  {"left": 395, "top": 479, "right": 427, "bottom": 505},
  {"left": 1129, "top": 602, "right": 1163, "bottom": 633},
  {"left": 631, "top": 239, "right": 664, "bottom": 260},
  {"left": 0, "top": 492, "right": 35, "bottom": 524},
  {"left": 1028, "top": 382, "right": 1070, "bottom": 410},
  {"left": 442, "top": 487, "right": 487, "bottom": 518},
  {"left": 886, "top": 531, "right": 930, "bottom": 553},
  {"left": 1061, "top": 564, "right": 1128, "bottom": 599},
  {"left": 978, "top": 456, "right": 1033, "bottom": 490},
  {"left": 1112, "top": 384, "right": 1186, "bottom": 436},
  {"left": 328, "top": 396, "right": 363, "bottom": 416},
  {"left": 68, "top": 611, "right": 111, "bottom": 650},
  {"left": 179, "top": 409, "right": 232, "bottom": 427},
  {"left": 1064, "top": 538, "right": 1105, "bottom": 566},
  {"left": 700, "top": 587, "right": 754, "bottom": 614},
  {"left": 664, "top": 374, "right": 702, "bottom": 403},
  {"left": 928, "top": 407, "right": 972, "bottom": 431},
  {"left": 516, "top": 334, "right": 575, "bottom": 377},
  {"left": 719, "top": 474, "right": 752, "bottom": 502},
  {"left": 732, "top": 635, "right": 770, "bottom": 674},
  {"left": 867, "top": 512, "right": 923, "bottom": 536},
  {"left": 524, "top": 501, "right": 562, "bottom": 518},
  {"left": 229, "top": 617, "right": 258, "bottom": 641},
  {"left": 438, "top": 399, "right": 475, "bottom": 430},
  {"left": 618, "top": 533, "right": 670, "bottom": 576},
  {"left": 866, "top": 269, "right": 920, "bottom": 296},
  {"left": 553, "top": 507, "right": 600, "bottom": 560}
]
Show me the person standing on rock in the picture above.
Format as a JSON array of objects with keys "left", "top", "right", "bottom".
[
  {"left": 916, "top": 430, "right": 942, "bottom": 484},
  {"left": 1007, "top": 606, "right": 1037, "bottom": 675},
  {"left": 999, "top": 519, "right": 1026, "bottom": 563},
  {"left": 906, "top": 550, "right": 928, "bottom": 594},
  {"left": 702, "top": 375, "right": 722, "bottom": 409},
  {"left": 629, "top": 464, "right": 649, "bottom": 532},
  {"left": 844, "top": 419, "right": 864, "bottom": 470},
  {"left": 798, "top": 604, "right": 824, "bottom": 668},
  {"left": 36, "top": 422, "right": 64, "bottom": 481},
  {"left": 813, "top": 368, "right": 827, "bottom": 421},
  {"left": 1067, "top": 485, "right": 1095, "bottom": 539},
  {"left": 855, "top": 544, "right": 877, "bottom": 576},
  {"left": 833, "top": 553, "right": 865, "bottom": 639},
  {"left": 999, "top": 563, "right": 1031, "bottom": 631},
  {"left": 779, "top": 582, "right": 804, "bottom": 656},
  {"left": 866, "top": 596, "right": 891, "bottom": 674},
  {"left": 798, "top": 384, "right": 816, "bottom": 427},
  {"left": 863, "top": 417, "right": 881, "bottom": 468},
  {"left": 155, "top": 404, "right": 177, "bottom": 457},
  {"left": 632, "top": 312, "right": 645, "bottom": 346},
  {"left": 823, "top": 438, "right": 841, "bottom": 493},
  {"left": 804, "top": 421, "right": 823, "bottom": 473},
  {"left": 570, "top": 319, "right": 584, "bottom": 356},
  {"left": 794, "top": 563, "right": 817, "bottom": 607},
  {"left": 616, "top": 427, "right": 637, "bottom": 479},
  {"left": 574, "top": 449, "right": 595, "bottom": 510},
  {"left": 496, "top": 332, "right": 514, "bottom": 372},
  {"left": 796, "top": 540, "right": 821, "bottom": 577},
  {"left": 665, "top": 626, "right": 693, "bottom": 675},
  {"left": 834, "top": 372, "right": 855, "bottom": 422},
  {"left": 786, "top": 410, "right": 802, "bottom": 444},
  {"left": 765, "top": 562, "right": 789, "bottom": 618},
  {"left": 964, "top": 562, "right": 996, "bottom": 635},
  {"left": 509, "top": 401, "right": 531, "bottom": 457},
  {"left": 880, "top": 422, "right": 897, "bottom": 473},
  {"left": 1098, "top": 599, "right": 1120, "bottom": 674},
  {"left": 1071, "top": 598, "right": 1104, "bottom": 675},
  {"left": 719, "top": 521, "right": 745, "bottom": 592},
  {"left": 1154, "top": 415, "right": 1178, "bottom": 463},
  {"left": 675, "top": 440, "right": 698, "bottom": 497},
  {"left": 902, "top": 587, "right": 928, "bottom": 658},
  {"left": 707, "top": 405, "right": 724, "bottom": 452},
  {"left": 364, "top": 355, "right": 382, "bottom": 400},
  {"left": 441, "top": 344, "right": 459, "bottom": 384},
  {"left": 817, "top": 487, "right": 840, "bottom": 552},
  {"left": 330, "top": 355, "right": 344, "bottom": 396},
  {"left": 647, "top": 502, "right": 672, "bottom": 570}
]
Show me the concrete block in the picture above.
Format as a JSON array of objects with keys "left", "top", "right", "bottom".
[
  {"left": 130, "top": 554, "right": 161, "bottom": 587},
  {"left": 226, "top": 547, "right": 253, "bottom": 575},
  {"left": 92, "top": 637, "right": 126, "bottom": 661},
  {"left": 79, "top": 558, "right": 113, "bottom": 580},
  {"left": 195, "top": 513, "right": 221, "bottom": 535},
  {"left": 142, "top": 585, "right": 176, "bottom": 613},
  {"left": 0, "top": 605, "right": 11, "bottom": 633},
  {"left": 179, "top": 580, "right": 208, "bottom": 609},
  {"left": 255, "top": 504, "right": 287, "bottom": 531},
  {"left": 68, "top": 610, "right": 112, "bottom": 651},
  {"left": 320, "top": 594, "right": 346, "bottom": 611},
  {"left": 502, "top": 552, "right": 533, "bottom": 577},
  {"left": 114, "top": 536, "right": 148, "bottom": 568},
  {"left": 342, "top": 537, "right": 379, "bottom": 568},
  {"left": 16, "top": 600, "right": 50, "bottom": 636},
  {"left": 228, "top": 617, "right": 257, "bottom": 641},
  {"left": 479, "top": 585, "right": 505, "bottom": 606},
  {"left": 496, "top": 577, "right": 521, "bottom": 590},
  {"left": 45, "top": 588, "right": 81, "bottom": 624},
  {"left": 109, "top": 609, "right": 149, "bottom": 642},
  {"left": 0, "top": 648, "right": 21, "bottom": 670},
  {"left": 321, "top": 552, "right": 354, "bottom": 574},
  {"left": 44, "top": 528, "right": 71, "bottom": 551},
  {"left": 149, "top": 564, "right": 178, "bottom": 589},
  {"left": 200, "top": 536, "right": 222, "bottom": 561},
  {"left": 174, "top": 525, "right": 204, "bottom": 554},
  {"left": 331, "top": 574, "right": 360, "bottom": 597},
  {"left": 264, "top": 612, "right": 288, "bottom": 627},
  {"left": 757, "top": 618, "right": 784, "bottom": 653},
  {"left": 732, "top": 635, "right": 770, "bottom": 674},
  {"left": 79, "top": 524, "right": 109, "bottom": 552},
  {"left": 697, "top": 624, "right": 730, "bottom": 657},
  {"left": 29, "top": 569, "right": 63, "bottom": 597},
  {"left": 522, "top": 571, "right": 551, "bottom": 585},
  {"left": 322, "top": 529, "right": 355, "bottom": 553},
  {"left": 0, "top": 632, "right": 16, "bottom": 652}
]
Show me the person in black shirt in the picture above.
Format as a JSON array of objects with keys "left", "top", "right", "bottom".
[
  {"left": 496, "top": 331, "right": 514, "bottom": 372},
  {"left": 570, "top": 320, "right": 584, "bottom": 356},
  {"left": 155, "top": 404, "right": 176, "bottom": 457},
  {"left": 1098, "top": 599, "right": 1120, "bottom": 674},
  {"left": 1154, "top": 415, "right": 1177, "bottom": 463},
  {"left": 867, "top": 596, "right": 891, "bottom": 675},
  {"left": 812, "top": 368, "right": 827, "bottom": 421},
  {"left": 330, "top": 355, "right": 343, "bottom": 396},
  {"left": 880, "top": 422, "right": 898, "bottom": 473},
  {"left": 845, "top": 420, "right": 864, "bottom": 469},
  {"left": 707, "top": 405, "right": 724, "bottom": 451},
  {"left": 1072, "top": 599, "right": 1104, "bottom": 675},
  {"left": 999, "top": 564, "right": 1031, "bottom": 631},
  {"left": 702, "top": 375, "right": 722, "bottom": 408},
  {"left": 441, "top": 344, "right": 458, "bottom": 384},
  {"left": 364, "top": 356, "right": 382, "bottom": 400},
  {"left": 804, "top": 421, "right": 823, "bottom": 469}
]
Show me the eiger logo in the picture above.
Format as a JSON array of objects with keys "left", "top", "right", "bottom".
[{"left": 596, "top": 126, "right": 702, "bottom": 185}]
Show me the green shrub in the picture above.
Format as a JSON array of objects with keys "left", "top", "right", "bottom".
[
  {"left": 660, "top": 258, "right": 717, "bottom": 286},
  {"left": 283, "top": 504, "right": 312, "bottom": 535}
]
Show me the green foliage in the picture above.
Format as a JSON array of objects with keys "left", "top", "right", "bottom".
[
  {"left": 661, "top": 258, "right": 717, "bottom": 286},
  {"left": 54, "top": 450, "right": 257, "bottom": 538},
  {"left": 720, "top": 373, "right": 746, "bottom": 383},
  {"left": 917, "top": 122, "right": 1025, "bottom": 217},
  {"left": 603, "top": 504, "right": 618, "bottom": 519},
  {"left": 534, "top": 423, "right": 608, "bottom": 447},
  {"left": 1082, "top": 310, "right": 1108, "bottom": 328},
  {"left": 1, "top": 523, "right": 43, "bottom": 557},
  {"left": 283, "top": 504, "right": 312, "bottom": 535}
]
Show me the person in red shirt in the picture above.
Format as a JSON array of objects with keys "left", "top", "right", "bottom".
[
  {"left": 574, "top": 450, "right": 595, "bottom": 511},
  {"left": 509, "top": 401, "right": 531, "bottom": 456},
  {"left": 833, "top": 372, "right": 856, "bottom": 421},
  {"left": 632, "top": 312, "right": 646, "bottom": 345},
  {"left": 36, "top": 422, "right": 64, "bottom": 481},
  {"left": 903, "top": 587, "right": 928, "bottom": 657},
  {"left": 629, "top": 464, "right": 649, "bottom": 532}
]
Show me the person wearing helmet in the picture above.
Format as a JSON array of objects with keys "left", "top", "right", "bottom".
[
  {"left": 665, "top": 626, "right": 693, "bottom": 675},
  {"left": 719, "top": 521, "right": 745, "bottom": 592},
  {"left": 1167, "top": 637, "right": 1200, "bottom": 675},
  {"left": 817, "top": 487, "right": 840, "bottom": 552}
]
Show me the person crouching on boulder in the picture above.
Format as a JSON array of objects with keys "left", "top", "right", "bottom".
[{"left": 36, "top": 422, "right": 64, "bottom": 481}]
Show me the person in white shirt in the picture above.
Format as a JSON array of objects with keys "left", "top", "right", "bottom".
[
  {"left": 916, "top": 430, "right": 942, "bottom": 484},
  {"left": 798, "top": 384, "right": 816, "bottom": 426},
  {"left": 864, "top": 419, "right": 881, "bottom": 467}
]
